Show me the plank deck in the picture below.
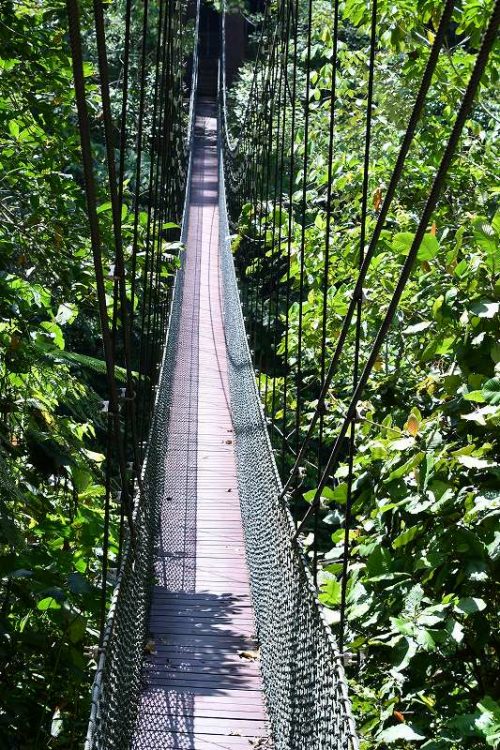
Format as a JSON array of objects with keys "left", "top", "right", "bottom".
[{"left": 132, "top": 100, "right": 271, "bottom": 750}]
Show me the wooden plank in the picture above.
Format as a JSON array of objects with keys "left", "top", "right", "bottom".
[
  {"left": 150, "top": 592, "right": 252, "bottom": 602},
  {"left": 145, "top": 658, "right": 262, "bottom": 675},
  {"left": 152, "top": 647, "right": 259, "bottom": 661},
  {"left": 132, "top": 732, "right": 267, "bottom": 750},
  {"left": 147, "top": 625, "right": 256, "bottom": 639},
  {"left": 145, "top": 653, "right": 261, "bottom": 671},
  {"left": 149, "top": 612, "right": 255, "bottom": 624},
  {"left": 135, "top": 716, "right": 268, "bottom": 736},
  {"left": 139, "top": 688, "right": 265, "bottom": 707},
  {"left": 149, "top": 613, "right": 255, "bottom": 626},
  {"left": 147, "top": 635, "right": 258, "bottom": 649},
  {"left": 139, "top": 705, "right": 266, "bottom": 721},
  {"left": 144, "top": 676, "right": 264, "bottom": 691}
]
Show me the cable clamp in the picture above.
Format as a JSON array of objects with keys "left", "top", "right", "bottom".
[
  {"left": 101, "top": 400, "right": 120, "bottom": 417},
  {"left": 354, "top": 286, "right": 365, "bottom": 303},
  {"left": 278, "top": 490, "right": 290, "bottom": 507},
  {"left": 107, "top": 264, "right": 122, "bottom": 281},
  {"left": 341, "top": 651, "right": 356, "bottom": 667},
  {"left": 119, "top": 387, "right": 136, "bottom": 402},
  {"left": 340, "top": 651, "right": 364, "bottom": 668}
]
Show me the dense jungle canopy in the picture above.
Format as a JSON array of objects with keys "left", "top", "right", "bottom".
[{"left": 0, "top": 0, "right": 499, "bottom": 747}]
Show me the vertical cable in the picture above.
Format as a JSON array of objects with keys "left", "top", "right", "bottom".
[
  {"left": 293, "top": 0, "right": 500, "bottom": 541},
  {"left": 281, "top": 0, "right": 457, "bottom": 498},
  {"left": 294, "top": 0, "right": 313, "bottom": 454},
  {"left": 281, "top": 0, "right": 299, "bottom": 475},
  {"left": 340, "top": 0, "right": 377, "bottom": 648},
  {"left": 270, "top": 0, "right": 292, "bottom": 446},
  {"left": 65, "top": 0, "right": 134, "bottom": 641},
  {"left": 313, "top": 0, "right": 340, "bottom": 582}
]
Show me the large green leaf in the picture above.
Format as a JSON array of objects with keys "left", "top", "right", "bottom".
[
  {"left": 482, "top": 377, "right": 500, "bottom": 405},
  {"left": 393, "top": 231, "right": 439, "bottom": 261},
  {"left": 319, "top": 578, "right": 342, "bottom": 607}
]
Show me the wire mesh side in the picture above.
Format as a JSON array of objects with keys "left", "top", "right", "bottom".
[
  {"left": 83, "top": 8, "right": 200, "bottom": 746},
  {"left": 84, "top": 200, "right": 189, "bottom": 750},
  {"left": 218, "top": 127, "right": 359, "bottom": 750}
]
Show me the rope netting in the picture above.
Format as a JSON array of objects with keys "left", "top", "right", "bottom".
[
  {"left": 65, "top": 0, "right": 500, "bottom": 746},
  {"left": 65, "top": 0, "right": 200, "bottom": 746},
  {"left": 219, "top": 5, "right": 358, "bottom": 747},
  {"left": 220, "top": 0, "right": 499, "bottom": 745},
  {"left": 219, "top": 129, "right": 359, "bottom": 749}
]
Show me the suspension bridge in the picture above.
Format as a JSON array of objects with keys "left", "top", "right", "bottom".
[{"left": 60, "top": 0, "right": 500, "bottom": 747}]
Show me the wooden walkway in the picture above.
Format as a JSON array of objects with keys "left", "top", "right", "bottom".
[{"left": 132, "top": 101, "right": 270, "bottom": 749}]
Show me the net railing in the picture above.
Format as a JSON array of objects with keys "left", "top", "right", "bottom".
[
  {"left": 83, "top": 1, "right": 200, "bottom": 746},
  {"left": 219, "top": 0, "right": 499, "bottom": 745},
  {"left": 218, "top": 106, "right": 359, "bottom": 750}
]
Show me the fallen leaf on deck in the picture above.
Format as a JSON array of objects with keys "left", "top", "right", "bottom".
[
  {"left": 251, "top": 738, "right": 272, "bottom": 749},
  {"left": 238, "top": 649, "right": 260, "bottom": 661}
]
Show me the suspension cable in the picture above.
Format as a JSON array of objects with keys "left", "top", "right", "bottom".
[
  {"left": 65, "top": 0, "right": 134, "bottom": 638},
  {"left": 339, "top": 0, "right": 378, "bottom": 649},
  {"left": 281, "top": 0, "right": 457, "bottom": 497},
  {"left": 293, "top": 0, "right": 500, "bottom": 539}
]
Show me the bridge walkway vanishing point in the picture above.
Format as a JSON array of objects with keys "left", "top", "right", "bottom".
[{"left": 132, "top": 99, "right": 271, "bottom": 749}]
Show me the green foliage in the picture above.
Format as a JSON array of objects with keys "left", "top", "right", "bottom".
[
  {"left": 231, "top": 0, "right": 499, "bottom": 746},
  {"left": 0, "top": 3, "right": 120, "bottom": 744},
  {"left": 0, "top": 0, "right": 188, "bottom": 744}
]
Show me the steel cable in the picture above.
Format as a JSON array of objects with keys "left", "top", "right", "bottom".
[
  {"left": 281, "top": 0, "right": 457, "bottom": 497},
  {"left": 294, "top": 0, "right": 500, "bottom": 538}
]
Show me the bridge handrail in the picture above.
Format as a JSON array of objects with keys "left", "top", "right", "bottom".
[
  {"left": 83, "top": 1, "right": 200, "bottom": 746},
  {"left": 217, "top": 71, "right": 360, "bottom": 750}
]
